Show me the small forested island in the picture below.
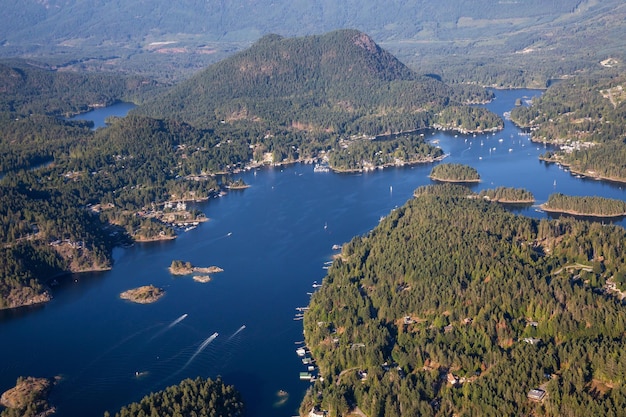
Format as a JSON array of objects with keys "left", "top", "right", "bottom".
[
  {"left": 510, "top": 73, "right": 626, "bottom": 183},
  {"left": 224, "top": 177, "right": 250, "bottom": 189},
  {"left": 541, "top": 193, "right": 626, "bottom": 218},
  {"left": 104, "top": 377, "right": 244, "bottom": 417},
  {"left": 0, "top": 376, "right": 54, "bottom": 417},
  {"left": 478, "top": 186, "right": 535, "bottom": 204},
  {"left": 119, "top": 285, "right": 164, "bottom": 304},
  {"left": 429, "top": 163, "right": 480, "bottom": 182},
  {"left": 301, "top": 184, "right": 626, "bottom": 417}
]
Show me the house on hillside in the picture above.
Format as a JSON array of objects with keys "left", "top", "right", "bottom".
[
  {"left": 447, "top": 373, "right": 459, "bottom": 386},
  {"left": 528, "top": 388, "right": 546, "bottom": 401},
  {"left": 523, "top": 337, "right": 541, "bottom": 345}
]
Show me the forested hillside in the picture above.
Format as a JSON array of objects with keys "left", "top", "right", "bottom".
[
  {"left": 511, "top": 72, "right": 626, "bottom": 182},
  {"left": 302, "top": 184, "right": 626, "bottom": 416},
  {"left": 137, "top": 30, "right": 498, "bottom": 136},
  {"left": 0, "top": 114, "right": 225, "bottom": 309},
  {"left": 0, "top": 62, "right": 157, "bottom": 115}
]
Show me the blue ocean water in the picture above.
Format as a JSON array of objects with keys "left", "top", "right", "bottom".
[{"left": 1, "top": 89, "right": 624, "bottom": 417}]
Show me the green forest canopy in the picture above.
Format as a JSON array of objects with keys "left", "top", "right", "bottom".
[
  {"left": 136, "top": 30, "right": 499, "bottom": 136},
  {"left": 542, "top": 193, "right": 626, "bottom": 217},
  {"left": 429, "top": 163, "right": 480, "bottom": 182},
  {"left": 511, "top": 73, "right": 626, "bottom": 182},
  {"left": 105, "top": 377, "right": 245, "bottom": 417},
  {"left": 302, "top": 184, "right": 626, "bottom": 417}
]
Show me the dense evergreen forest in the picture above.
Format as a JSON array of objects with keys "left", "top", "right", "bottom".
[
  {"left": 302, "top": 184, "right": 626, "bottom": 417},
  {"left": 511, "top": 72, "right": 626, "bottom": 182},
  {"left": 136, "top": 30, "right": 500, "bottom": 137},
  {"left": 105, "top": 377, "right": 245, "bottom": 417},
  {"left": 542, "top": 193, "right": 626, "bottom": 218},
  {"left": 477, "top": 187, "right": 534, "bottom": 204},
  {"left": 0, "top": 62, "right": 158, "bottom": 116},
  {"left": 429, "top": 163, "right": 480, "bottom": 182}
]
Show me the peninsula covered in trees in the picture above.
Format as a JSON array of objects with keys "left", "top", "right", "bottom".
[
  {"left": 302, "top": 184, "right": 626, "bottom": 417},
  {"left": 510, "top": 72, "right": 626, "bottom": 183},
  {"left": 541, "top": 193, "right": 626, "bottom": 218}
]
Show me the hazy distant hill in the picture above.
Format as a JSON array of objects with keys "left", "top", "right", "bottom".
[
  {"left": 136, "top": 29, "right": 496, "bottom": 134},
  {"left": 1, "top": 0, "right": 624, "bottom": 85},
  {"left": 0, "top": 0, "right": 584, "bottom": 46},
  {"left": 0, "top": 62, "right": 156, "bottom": 115}
]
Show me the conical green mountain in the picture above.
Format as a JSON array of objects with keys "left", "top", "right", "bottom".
[{"left": 137, "top": 29, "right": 494, "bottom": 135}]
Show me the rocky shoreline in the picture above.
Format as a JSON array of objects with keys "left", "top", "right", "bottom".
[
  {"left": 0, "top": 376, "right": 55, "bottom": 416},
  {"left": 120, "top": 285, "right": 165, "bottom": 304}
]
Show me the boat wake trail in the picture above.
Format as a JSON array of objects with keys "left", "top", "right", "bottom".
[
  {"left": 228, "top": 325, "right": 246, "bottom": 341},
  {"left": 169, "top": 314, "right": 188, "bottom": 329},
  {"left": 182, "top": 332, "right": 218, "bottom": 370},
  {"left": 149, "top": 314, "right": 188, "bottom": 342}
]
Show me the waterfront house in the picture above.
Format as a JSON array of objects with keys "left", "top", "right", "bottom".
[{"left": 309, "top": 406, "right": 326, "bottom": 417}]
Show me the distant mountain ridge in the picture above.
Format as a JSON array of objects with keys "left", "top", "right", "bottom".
[
  {"left": 0, "top": 0, "right": 613, "bottom": 47},
  {"left": 136, "top": 29, "right": 494, "bottom": 134},
  {"left": 1, "top": 1, "right": 624, "bottom": 85}
]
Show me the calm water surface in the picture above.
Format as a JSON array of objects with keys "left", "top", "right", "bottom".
[
  {"left": 68, "top": 102, "right": 137, "bottom": 129},
  {"left": 1, "top": 90, "right": 625, "bottom": 417}
]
